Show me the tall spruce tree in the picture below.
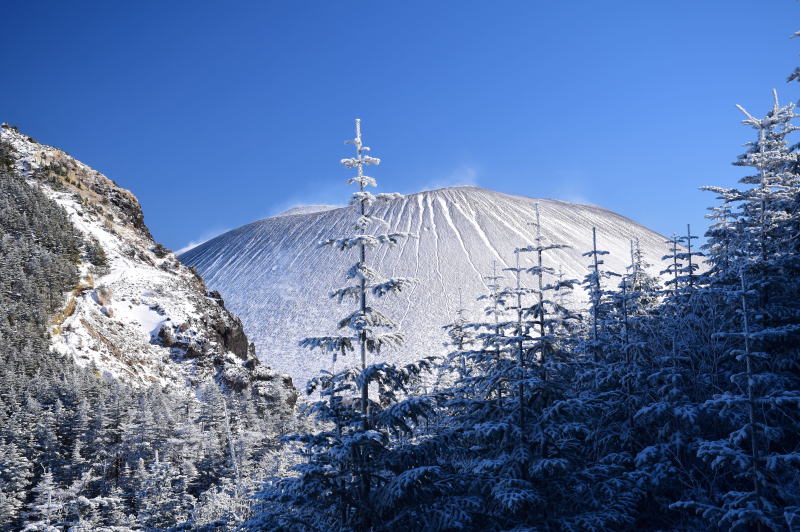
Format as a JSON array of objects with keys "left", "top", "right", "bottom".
[
  {"left": 675, "top": 92, "right": 800, "bottom": 531},
  {"left": 441, "top": 289, "right": 476, "bottom": 382},
  {"left": 245, "top": 119, "right": 438, "bottom": 532},
  {"left": 406, "top": 208, "right": 603, "bottom": 530}
]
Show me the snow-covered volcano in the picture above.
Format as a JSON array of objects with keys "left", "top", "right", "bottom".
[{"left": 181, "top": 186, "right": 670, "bottom": 386}]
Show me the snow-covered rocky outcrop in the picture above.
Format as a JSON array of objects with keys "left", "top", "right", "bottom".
[
  {"left": 181, "top": 185, "right": 673, "bottom": 387},
  {"left": 0, "top": 124, "right": 296, "bottom": 404}
]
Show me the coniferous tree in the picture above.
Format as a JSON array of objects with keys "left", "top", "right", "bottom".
[
  {"left": 674, "top": 92, "right": 800, "bottom": 531},
  {"left": 441, "top": 290, "right": 476, "bottom": 382},
  {"left": 404, "top": 208, "right": 601, "bottom": 531},
  {"left": 0, "top": 136, "right": 301, "bottom": 531},
  {"left": 0, "top": 441, "right": 32, "bottom": 526},
  {"left": 23, "top": 469, "right": 64, "bottom": 529},
  {"left": 661, "top": 233, "right": 684, "bottom": 297},
  {"left": 246, "top": 119, "right": 436, "bottom": 532}
]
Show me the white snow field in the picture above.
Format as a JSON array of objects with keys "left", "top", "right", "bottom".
[{"left": 181, "top": 185, "right": 672, "bottom": 387}]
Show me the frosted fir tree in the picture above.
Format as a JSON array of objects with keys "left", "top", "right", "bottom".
[
  {"left": 22, "top": 469, "right": 65, "bottom": 529},
  {"left": 505, "top": 204, "right": 577, "bottom": 429},
  {"left": 465, "top": 261, "right": 510, "bottom": 404},
  {"left": 629, "top": 227, "right": 709, "bottom": 519},
  {"left": 520, "top": 228, "right": 648, "bottom": 530},
  {"left": 702, "top": 90, "right": 800, "bottom": 290},
  {"left": 602, "top": 238, "right": 660, "bottom": 370},
  {"left": 676, "top": 224, "right": 704, "bottom": 290},
  {"left": 441, "top": 290, "right": 476, "bottom": 381},
  {"left": 583, "top": 239, "right": 664, "bottom": 473},
  {"left": 703, "top": 197, "right": 740, "bottom": 278},
  {"left": 404, "top": 254, "right": 516, "bottom": 529},
  {"left": 301, "top": 118, "right": 415, "bottom": 414},
  {"left": 660, "top": 233, "right": 684, "bottom": 296},
  {"left": 135, "top": 451, "right": 196, "bottom": 529},
  {"left": 660, "top": 225, "right": 704, "bottom": 298},
  {"left": 418, "top": 208, "right": 610, "bottom": 530},
  {"left": 626, "top": 238, "right": 661, "bottom": 310},
  {"left": 516, "top": 204, "right": 582, "bottom": 375},
  {"left": 581, "top": 226, "right": 620, "bottom": 362},
  {"left": 612, "top": 239, "right": 661, "bottom": 392},
  {"left": 675, "top": 92, "right": 800, "bottom": 531},
  {"left": 596, "top": 234, "right": 714, "bottom": 528},
  {"left": 499, "top": 247, "right": 537, "bottom": 431},
  {"left": 0, "top": 440, "right": 32, "bottom": 525},
  {"left": 431, "top": 260, "right": 513, "bottom": 468},
  {"left": 247, "top": 119, "right": 439, "bottom": 532},
  {"left": 504, "top": 207, "right": 618, "bottom": 528}
]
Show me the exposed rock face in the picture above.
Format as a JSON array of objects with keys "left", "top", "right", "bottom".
[{"left": 0, "top": 123, "right": 296, "bottom": 407}]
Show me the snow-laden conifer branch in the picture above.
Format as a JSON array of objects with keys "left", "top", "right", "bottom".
[
  {"left": 517, "top": 243, "right": 571, "bottom": 253},
  {"left": 544, "top": 279, "right": 579, "bottom": 291},
  {"left": 364, "top": 332, "right": 405, "bottom": 352},
  {"left": 525, "top": 265, "right": 557, "bottom": 276},
  {"left": 329, "top": 285, "right": 361, "bottom": 303},
  {"left": 347, "top": 191, "right": 405, "bottom": 207},
  {"left": 353, "top": 360, "right": 436, "bottom": 394},
  {"left": 350, "top": 190, "right": 378, "bottom": 207},
  {"left": 354, "top": 214, "right": 389, "bottom": 230},
  {"left": 299, "top": 335, "right": 354, "bottom": 353},
  {"left": 332, "top": 278, "right": 418, "bottom": 301},
  {"left": 347, "top": 175, "right": 377, "bottom": 187},
  {"left": 346, "top": 262, "right": 381, "bottom": 281},
  {"left": 341, "top": 155, "right": 381, "bottom": 168},
  {"left": 371, "top": 277, "right": 417, "bottom": 297},
  {"left": 337, "top": 306, "right": 397, "bottom": 331},
  {"left": 320, "top": 232, "right": 415, "bottom": 250}
]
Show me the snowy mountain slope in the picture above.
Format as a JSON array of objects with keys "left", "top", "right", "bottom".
[
  {"left": 0, "top": 125, "right": 296, "bottom": 403},
  {"left": 274, "top": 204, "right": 339, "bottom": 217},
  {"left": 181, "top": 185, "right": 673, "bottom": 386}
]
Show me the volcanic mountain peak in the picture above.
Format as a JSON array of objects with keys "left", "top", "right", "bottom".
[
  {"left": 181, "top": 183, "right": 671, "bottom": 386},
  {"left": 274, "top": 204, "right": 340, "bottom": 217}
]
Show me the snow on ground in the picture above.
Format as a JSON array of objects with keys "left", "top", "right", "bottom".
[
  {"left": 2, "top": 126, "right": 250, "bottom": 389},
  {"left": 44, "top": 184, "right": 211, "bottom": 386},
  {"left": 182, "top": 185, "right": 682, "bottom": 387},
  {"left": 274, "top": 205, "right": 339, "bottom": 217}
]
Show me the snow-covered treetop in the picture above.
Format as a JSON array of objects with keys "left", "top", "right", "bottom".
[
  {"left": 302, "top": 119, "right": 415, "bottom": 371},
  {"left": 342, "top": 118, "right": 381, "bottom": 175}
]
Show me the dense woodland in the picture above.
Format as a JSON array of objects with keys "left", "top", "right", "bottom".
[
  {"left": 3, "top": 45, "right": 800, "bottom": 532},
  {"left": 244, "top": 92, "right": 800, "bottom": 531},
  {"left": 0, "top": 141, "right": 298, "bottom": 531}
]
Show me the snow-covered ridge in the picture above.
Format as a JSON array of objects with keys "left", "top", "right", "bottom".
[
  {"left": 274, "top": 204, "right": 339, "bottom": 217},
  {"left": 181, "top": 184, "right": 673, "bottom": 387},
  {"left": 0, "top": 125, "right": 296, "bottom": 403}
]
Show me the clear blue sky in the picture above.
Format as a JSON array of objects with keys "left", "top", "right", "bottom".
[{"left": 2, "top": 1, "right": 798, "bottom": 252}]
